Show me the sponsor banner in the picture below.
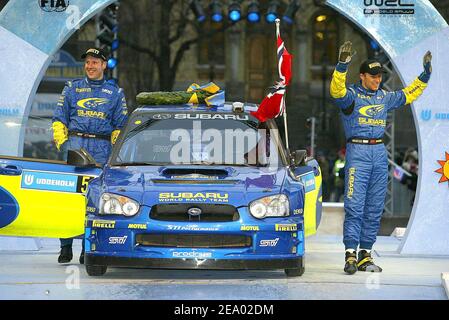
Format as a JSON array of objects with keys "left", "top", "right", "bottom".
[
  {"left": 363, "top": 0, "right": 415, "bottom": 15},
  {"left": 21, "top": 170, "right": 77, "bottom": 193},
  {"left": 92, "top": 220, "right": 116, "bottom": 229},
  {"left": 20, "top": 170, "right": 93, "bottom": 193},
  {"left": 30, "top": 94, "right": 60, "bottom": 117},
  {"left": 173, "top": 113, "right": 249, "bottom": 121},
  {"left": 150, "top": 113, "right": 250, "bottom": 121},
  {"left": 421, "top": 109, "right": 449, "bottom": 122},
  {"left": 128, "top": 223, "right": 147, "bottom": 230},
  {"left": 167, "top": 225, "right": 219, "bottom": 232},
  {"left": 158, "top": 192, "right": 229, "bottom": 203},
  {"left": 0, "top": 106, "right": 21, "bottom": 118},
  {"left": 240, "top": 225, "right": 260, "bottom": 231},
  {"left": 299, "top": 172, "right": 316, "bottom": 193},
  {"left": 275, "top": 224, "right": 297, "bottom": 232},
  {"left": 172, "top": 251, "right": 212, "bottom": 259}
]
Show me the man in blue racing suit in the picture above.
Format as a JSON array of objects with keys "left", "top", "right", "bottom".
[
  {"left": 330, "top": 41, "right": 432, "bottom": 274},
  {"left": 52, "top": 48, "right": 128, "bottom": 264}
]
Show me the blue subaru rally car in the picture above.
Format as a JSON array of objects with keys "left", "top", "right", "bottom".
[
  {"left": 0, "top": 101, "right": 322, "bottom": 277},
  {"left": 82, "top": 102, "right": 322, "bottom": 277}
]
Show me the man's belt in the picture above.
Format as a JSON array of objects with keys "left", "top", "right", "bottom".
[
  {"left": 347, "top": 138, "right": 383, "bottom": 145},
  {"left": 69, "top": 131, "right": 111, "bottom": 141}
]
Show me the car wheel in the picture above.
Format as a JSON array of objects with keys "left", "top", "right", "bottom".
[
  {"left": 86, "top": 265, "right": 107, "bottom": 276},
  {"left": 284, "top": 266, "right": 305, "bottom": 277},
  {"left": 284, "top": 257, "right": 305, "bottom": 277}
]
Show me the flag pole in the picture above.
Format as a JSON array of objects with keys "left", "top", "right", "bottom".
[{"left": 275, "top": 18, "right": 290, "bottom": 152}]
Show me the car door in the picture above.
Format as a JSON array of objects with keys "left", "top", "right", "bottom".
[
  {"left": 294, "top": 159, "right": 323, "bottom": 237},
  {"left": 266, "top": 119, "right": 323, "bottom": 237},
  {"left": 0, "top": 156, "right": 102, "bottom": 238}
]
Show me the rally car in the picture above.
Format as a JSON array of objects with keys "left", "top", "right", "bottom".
[{"left": 0, "top": 101, "right": 322, "bottom": 277}]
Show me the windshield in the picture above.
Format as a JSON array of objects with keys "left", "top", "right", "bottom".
[{"left": 112, "top": 115, "right": 282, "bottom": 167}]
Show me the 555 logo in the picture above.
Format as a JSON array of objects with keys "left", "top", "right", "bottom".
[{"left": 38, "top": 0, "right": 69, "bottom": 12}]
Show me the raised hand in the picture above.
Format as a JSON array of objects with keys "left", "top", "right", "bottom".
[
  {"left": 339, "top": 41, "right": 355, "bottom": 64},
  {"left": 423, "top": 51, "right": 432, "bottom": 74}
]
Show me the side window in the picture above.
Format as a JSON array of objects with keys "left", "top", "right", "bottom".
[{"left": 23, "top": 93, "right": 65, "bottom": 161}]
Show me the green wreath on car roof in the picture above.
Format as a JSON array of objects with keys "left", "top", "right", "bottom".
[{"left": 136, "top": 82, "right": 225, "bottom": 107}]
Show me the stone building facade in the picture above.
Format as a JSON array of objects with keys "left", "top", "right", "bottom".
[{"left": 168, "top": 0, "right": 430, "bottom": 156}]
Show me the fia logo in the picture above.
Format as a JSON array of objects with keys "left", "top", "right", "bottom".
[
  {"left": 421, "top": 110, "right": 432, "bottom": 121},
  {"left": 38, "top": 0, "right": 69, "bottom": 12},
  {"left": 24, "top": 174, "right": 34, "bottom": 186}
]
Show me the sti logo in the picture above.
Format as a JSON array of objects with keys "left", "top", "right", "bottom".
[{"left": 38, "top": 0, "right": 69, "bottom": 12}]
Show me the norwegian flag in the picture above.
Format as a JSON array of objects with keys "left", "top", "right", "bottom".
[
  {"left": 393, "top": 165, "right": 407, "bottom": 182},
  {"left": 251, "top": 34, "right": 292, "bottom": 122}
]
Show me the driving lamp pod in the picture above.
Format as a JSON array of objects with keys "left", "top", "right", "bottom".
[
  {"left": 249, "top": 194, "right": 289, "bottom": 219},
  {"left": 99, "top": 193, "right": 140, "bottom": 216}
]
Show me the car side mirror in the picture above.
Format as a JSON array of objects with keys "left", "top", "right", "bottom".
[
  {"left": 290, "top": 149, "right": 307, "bottom": 167},
  {"left": 67, "top": 148, "right": 98, "bottom": 167}
]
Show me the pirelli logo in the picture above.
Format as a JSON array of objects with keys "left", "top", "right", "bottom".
[
  {"left": 275, "top": 224, "right": 297, "bottom": 232},
  {"left": 92, "top": 220, "right": 116, "bottom": 229}
]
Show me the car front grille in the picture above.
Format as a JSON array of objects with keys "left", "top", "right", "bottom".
[
  {"left": 150, "top": 203, "right": 239, "bottom": 222},
  {"left": 136, "top": 234, "right": 251, "bottom": 248}
]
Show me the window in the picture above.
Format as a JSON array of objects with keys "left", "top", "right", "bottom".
[
  {"left": 197, "top": 21, "right": 225, "bottom": 80},
  {"left": 312, "top": 11, "right": 339, "bottom": 66}
]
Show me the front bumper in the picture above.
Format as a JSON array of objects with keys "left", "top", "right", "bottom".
[
  {"left": 85, "top": 254, "right": 303, "bottom": 270},
  {"left": 85, "top": 208, "right": 305, "bottom": 270}
]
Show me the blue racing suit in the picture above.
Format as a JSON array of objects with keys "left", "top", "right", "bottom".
[
  {"left": 330, "top": 62, "right": 429, "bottom": 250},
  {"left": 52, "top": 77, "right": 128, "bottom": 165},
  {"left": 53, "top": 77, "right": 128, "bottom": 248}
]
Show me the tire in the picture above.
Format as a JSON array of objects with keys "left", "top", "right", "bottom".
[
  {"left": 284, "top": 257, "right": 305, "bottom": 277},
  {"left": 284, "top": 266, "right": 305, "bottom": 277},
  {"left": 86, "top": 265, "right": 107, "bottom": 276}
]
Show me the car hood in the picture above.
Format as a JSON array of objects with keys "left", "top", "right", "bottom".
[{"left": 102, "top": 165, "right": 287, "bottom": 206}]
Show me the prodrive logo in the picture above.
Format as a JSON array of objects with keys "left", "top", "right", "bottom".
[{"left": 172, "top": 251, "right": 212, "bottom": 258}]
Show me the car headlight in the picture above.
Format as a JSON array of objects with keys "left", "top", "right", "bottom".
[
  {"left": 99, "top": 193, "right": 140, "bottom": 216},
  {"left": 249, "top": 194, "right": 290, "bottom": 219}
]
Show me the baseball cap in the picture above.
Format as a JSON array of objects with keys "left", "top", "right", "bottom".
[
  {"left": 359, "top": 59, "right": 385, "bottom": 75},
  {"left": 81, "top": 48, "right": 107, "bottom": 61}
]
